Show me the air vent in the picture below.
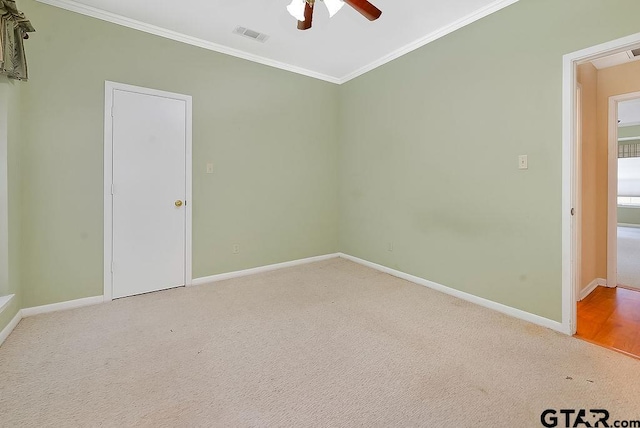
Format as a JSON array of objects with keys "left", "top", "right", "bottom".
[
  {"left": 233, "top": 26, "right": 269, "bottom": 43},
  {"left": 632, "top": 48, "right": 640, "bottom": 58}
]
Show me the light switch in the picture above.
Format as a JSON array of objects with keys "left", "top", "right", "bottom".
[
  {"left": 206, "top": 163, "right": 214, "bottom": 174},
  {"left": 518, "top": 155, "right": 528, "bottom": 170}
]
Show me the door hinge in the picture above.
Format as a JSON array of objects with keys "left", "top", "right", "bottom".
[
  {"left": 110, "top": 105, "right": 114, "bottom": 117},
  {"left": 111, "top": 262, "right": 114, "bottom": 272},
  {"left": 111, "top": 184, "right": 114, "bottom": 195},
  {"left": 571, "top": 208, "right": 575, "bottom": 216}
]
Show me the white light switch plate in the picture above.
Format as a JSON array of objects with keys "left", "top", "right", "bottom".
[
  {"left": 206, "top": 163, "right": 214, "bottom": 174},
  {"left": 518, "top": 155, "right": 528, "bottom": 170}
]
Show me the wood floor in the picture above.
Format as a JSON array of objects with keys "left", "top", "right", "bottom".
[{"left": 576, "top": 286, "right": 640, "bottom": 358}]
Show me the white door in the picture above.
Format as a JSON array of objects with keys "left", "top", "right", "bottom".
[{"left": 109, "top": 86, "right": 190, "bottom": 299}]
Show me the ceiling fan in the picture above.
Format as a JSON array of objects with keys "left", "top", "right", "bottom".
[{"left": 287, "top": 0, "right": 382, "bottom": 30}]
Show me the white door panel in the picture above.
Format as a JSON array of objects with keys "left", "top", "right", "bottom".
[{"left": 111, "top": 89, "right": 187, "bottom": 299}]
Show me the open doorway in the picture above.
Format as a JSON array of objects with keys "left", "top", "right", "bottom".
[
  {"left": 616, "top": 97, "right": 640, "bottom": 290},
  {"left": 572, "top": 47, "right": 640, "bottom": 358},
  {"left": 563, "top": 33, "right": 640, "bottom": 339}
]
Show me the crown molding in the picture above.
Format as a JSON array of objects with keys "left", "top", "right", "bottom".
[
  {"left": 36, "top": 0, "right": 520, "bottom": 85},
  {"left": 338, "top": 0, "right": 521, "bottom": 83},
  {"left": 35, "top": 0, "right": 342, "bottom": 84}
]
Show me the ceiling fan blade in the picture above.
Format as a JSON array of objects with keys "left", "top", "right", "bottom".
[
  {"left": 344, "top": 0, "right": 382, "bottom": 21},
  {"left": 297, "top": 1, "right": 314, "bottom": 30},
  {"left": 287, "top": 0, "right": 306, "bottom": 21}
]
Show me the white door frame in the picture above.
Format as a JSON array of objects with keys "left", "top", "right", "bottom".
[
  {"left": 574, "top": 83, "right": 582, "bottom": 302},
  {"left": 0, "top": 82, "right": 10, "bottom": 297},
  {"left": 607, "top": 91, "right": 640, "bottom": 291},
  {"left": 562, "top": 32, "right": 640, "bottom": 335},
  {"left": 103, "top": 81, "right": 193, "bottom": 301}
]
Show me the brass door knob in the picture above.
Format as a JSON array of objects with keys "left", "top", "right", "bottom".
[{"left": 175, "top": 200, "right": 183, "bottom": 207}]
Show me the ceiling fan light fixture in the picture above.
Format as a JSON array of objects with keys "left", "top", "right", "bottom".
[
  {"left": 287, "top": 0, "right": 380, "bottom": 30},
  {"left": 323, "top": 0, "right": 345, "bottom": 17},
  {"left": 287, "top": 0, "right": 307, "bottom": 22}
]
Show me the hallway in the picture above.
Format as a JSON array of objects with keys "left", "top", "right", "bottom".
[
  {"left": 576, "top": 286, "right": 640, "bottom": 358},
  {"left": 618, "top": 226, "right": 640, "bottom": 290}
]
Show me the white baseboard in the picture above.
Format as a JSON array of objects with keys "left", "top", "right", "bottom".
[
  {"left": 4, "top": 252, "right": 570, "bottom": 344},
  {"left": 579, "top": 278, "right": 606, "bottom": 301},
  {"left": 192, "top": 253, "right": 340, "bottom": 286},
  {"left": 0, "top": 294, "right": 15, "bottom": 314},
  {"left": 338, "top": 253, "right": 566, "bottom": 334},
  {"left": 0, "top": 309, "right": 22, "bottom": 347},
  {"left": 618, "top": 223, "right": 640, "bottom": 229},
  {"left": 9, "top": 253, "right": 341, "bottom": 322},
  {"left": 2, "top": 294, "right": 106, "bottom": 346},
  {"left": 21, "top": 295, "right": 104, "bottom": 317}
]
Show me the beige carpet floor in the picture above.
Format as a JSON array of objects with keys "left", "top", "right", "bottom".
[{"left": 1, "top": 258, "right": 640, "bottom": 427}]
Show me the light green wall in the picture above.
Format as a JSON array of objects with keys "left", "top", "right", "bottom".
[
  {"left": 619, "top": 125, "right": 640, "bottom": 140},
  {"left": 0, "top": 76, "right": 22, "bottom": 332},
  {"left": 618, "top": 207, "right": 640, "bottom": 225},
  {"left": 7, "top": 0, "right": 640, "bottom": 324},
  {"left": 18, "top": 0, "right": 339, "bottom": 308},
  {"left": 339, "top": 0, "right": 640, "bottom": 322}
]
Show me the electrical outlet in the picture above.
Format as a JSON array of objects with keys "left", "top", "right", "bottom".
[
  {"left": 232, "top": 244, "right": 240, "bottom": 254},
  {"left": 387, "top": 242, "right": 393, "bottom": 252}
]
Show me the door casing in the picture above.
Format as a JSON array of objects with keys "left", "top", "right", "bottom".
[
  {"left": 103, "top": 81, "right": 192, "bottom": 301},
  {"left": 563, "top": 32, "right": 640, "bottom": 335}
]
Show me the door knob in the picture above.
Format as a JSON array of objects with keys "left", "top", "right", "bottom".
[{"left": 175, "top": 200, "right": 183, "bottom": 207}]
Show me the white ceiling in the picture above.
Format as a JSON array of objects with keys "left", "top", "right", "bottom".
[
  {"left": 619, "top": 99, "right": 640, "bottom": 127},
  {"left": 38, "top": 0, "right": 518, "bottom": 83}
]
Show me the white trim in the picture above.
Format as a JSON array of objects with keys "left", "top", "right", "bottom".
[
  {"left": 339, "top": 0, "right": 521, "bottom": 83},
  {"left": 104, "top": 82, "right": 113, "bottom": 301},
  {"left": 619, "top": 121, "right": 640, "bottom": 128},
  {"left": 563, "top": 31, "right": 640, "bottom": 336},
  {"left": 0, "top": 309, "right": 22, "bottom": 347},
  {"left": 575, "top": 83, "right": 583, "bottom": 302},
  {"left": 0, "top": 294, "right": 16, "bottom": 346},
  {"left": 562, "top": 49, "right": 577, "bottom": 336},
  {"left": 0, "top": 82, "right": 10, "bottom": 302},
  {"left": 35, "top": 0, "right": 520, "bottom": 85},
  {"left": 104, "top": 81, "right": 193, "bottom": 301},
  {"left": 578, "top": 278, "right": 606, "bottom": 301},
  {"left": 618, "top": 222, "right": 640, "bottom": 228},
  {"left": 0, "top": 293, "right": 13, "bottom": 313},
  {"left": 21, "top": 296, "right": 104, "bottom": 317},
  {"left": 618, "top": 136, "right": 640, "bottom": 142},
  {"left": 608, "top": 96, "right": 619, "bottom": 290},
  {"left": 608, "top": 91, "right": 640, "bottom": 289},
  {"left": 35, "top": 0, "right": 341, "bottom": 85},
  {"left": 339, "top": 253, "right": 566, "bottom": 333},
  {"left": 192, "top": 253, "right": 340, "bottom": 286},
  {"left": 185, "top": 96, "right": 193, "bottom": 289}
]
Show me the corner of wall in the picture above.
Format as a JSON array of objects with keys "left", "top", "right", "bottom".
[{"left": 0, "top": 76, "right": 23, "bottom": 334}]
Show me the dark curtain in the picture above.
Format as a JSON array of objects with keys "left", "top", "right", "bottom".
[{"left": 0, "top": 0, "right": 35, "bottom": 80}]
